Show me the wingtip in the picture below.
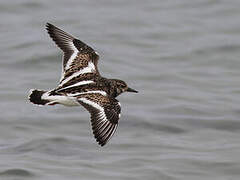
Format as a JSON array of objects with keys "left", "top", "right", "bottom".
[
  {"left": 95, "top": 136, "right": 106, "bottom": 147},
  {"left": 93, "top": 123, "right": 118, "bottom": 147},
  {"left": 46, "top": 22, "right": 52, "bottom": 27},
  {"left": 46, "top": 22, "right": 54, "bottom": 31},
  {"left": 98, "top": 141, "right": 106, "bottom": 147},
  {"left": 46, "top": 22, "right": 59, "bottom": 33},
  {"left": 98, "top": 143, "right": 105, "bottom": 147}
]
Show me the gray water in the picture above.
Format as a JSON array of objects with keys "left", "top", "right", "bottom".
[{"left": 0, "top": 0, "right": 240, "bottom": 179}]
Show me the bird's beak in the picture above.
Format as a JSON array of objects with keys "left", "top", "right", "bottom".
[{"left": 127, "top": 87, "right": 138, "bottom": 93}]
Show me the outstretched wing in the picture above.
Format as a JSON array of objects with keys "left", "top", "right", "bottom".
[
  {"left": 76, "top": 93, "right": 121, "bottom": 146},
  {"left": 46, "top": 23, "right": 100, "bottom": 88}
]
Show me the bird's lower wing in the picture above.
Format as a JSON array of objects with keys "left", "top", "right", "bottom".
[{"left": 77, "top": 93, "right": 121, "bottom": 146}]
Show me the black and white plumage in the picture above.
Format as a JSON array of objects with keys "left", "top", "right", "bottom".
[{"left": 29, "top": 23, "right": 138, "bottom": 146}]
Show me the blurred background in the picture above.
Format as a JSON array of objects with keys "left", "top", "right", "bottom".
[{"left": 0, "top": 0, "right": 240, "bottom": 180}]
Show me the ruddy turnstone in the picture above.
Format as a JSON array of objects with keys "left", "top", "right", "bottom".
[{"left": 28, "top": 23, "right": 138, "bottom": 146}]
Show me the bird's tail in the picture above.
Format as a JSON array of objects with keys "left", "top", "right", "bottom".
[{"left": 28, "top": 89, "right": 49, "bottom": 105}]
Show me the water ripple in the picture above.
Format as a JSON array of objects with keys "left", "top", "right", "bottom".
[{"left": 0, "top": 169, "right": 34, "bottom": 177}]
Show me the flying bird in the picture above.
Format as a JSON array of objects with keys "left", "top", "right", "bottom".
[{"left": 28, "top": 23, "right": 138, "bottom": 146}]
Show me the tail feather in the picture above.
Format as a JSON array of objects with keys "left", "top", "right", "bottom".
[{"left": 28, "top": 89, "right": 49, "bottom": 105}]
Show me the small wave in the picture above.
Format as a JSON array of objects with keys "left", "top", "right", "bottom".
[
  {"left": 5, "top": 136, "right": 86, "bottom": 157},
  {"left": 7, "top": 137, "right": 70, "bottom": 155},
  {"left": 122, "top": 120, "right": 186, "bottom": 134},
  {"left": 206, "top": 120, "right": 240, "bottom": 132},
  {"left": 0, "top": 169, "right": 34, "bottom": 177},
  {"left": 194, "top": 44, "right": 240, "bottom": 55}
]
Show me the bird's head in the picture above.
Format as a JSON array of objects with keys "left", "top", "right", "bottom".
[{"left": 111, "top": 79, "right": 138, "bottom": 97}]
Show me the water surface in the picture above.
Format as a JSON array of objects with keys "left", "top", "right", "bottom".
[{"left": 0, "top": 0, "right": 240, "bottom": 180}]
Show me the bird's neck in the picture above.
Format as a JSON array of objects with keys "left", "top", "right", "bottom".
[
  {"left": 107, "top": 79, "right": 122, "bottom": 98},
  {"left": 98, "top": 78, "right": 119, "bottom": 98}
]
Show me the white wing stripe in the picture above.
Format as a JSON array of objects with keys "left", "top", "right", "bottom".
[
  {"left": 68, "top": 90, "right": 107, "bottom": 96},
  {"left": 107, "top": 124, "right": 118, "bottom": 142},
  {"left": 59, "top": 55, "right": 65, "bottom": 82},
  {"left": 98, "top": 121, "right": 109, "bottom": 132},
  {"left": 65, "top": 42, "right": 79, "bottom": 70},
  {"left": 59, "top": 61, "right": 95, "bottom": 87},
  {"left": 79, "top": 98, "right": 107, "bottom": 119},
  {"left": 57, "top": 80, "right": 94, "bottom": 91}
]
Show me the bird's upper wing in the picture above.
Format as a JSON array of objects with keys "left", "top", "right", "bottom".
[
  {"left": 46, "top": 23, "right": 100, "bottom": 88},
  {"left": 75, "top": 93, "right": 121, "bottom": 146}
]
